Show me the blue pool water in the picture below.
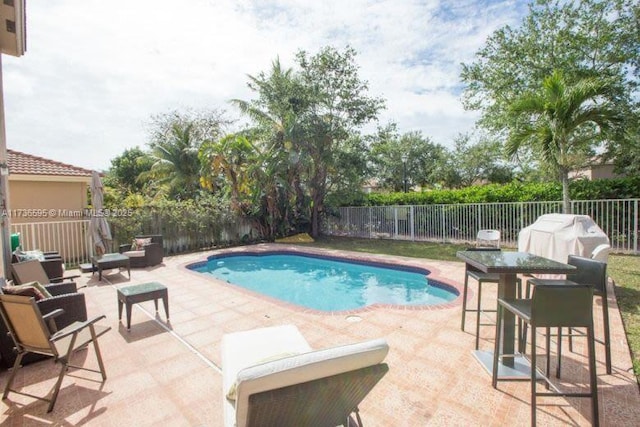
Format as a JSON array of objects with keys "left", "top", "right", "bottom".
[{"left": 188, "top": 252, "right": 458, "bottom": 311}]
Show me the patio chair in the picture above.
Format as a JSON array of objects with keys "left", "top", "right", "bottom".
[
  {"left": 222, "top": 324, "right": 389, "bottom": 427},
  {"left": 460, "top": 247, "right": 522, "bottom": 350},
  {"left": 590, "top": 244, "right": 611, "bottom": 263},
  {"left": 0, "top": 294, "right": 110, "bottom": 412},
  {"left": 12, "top": 250, "right": 72, "bottom": 283},
  {"left": 11, "top": 259, "right": 79, "bottom": 286},
  {"left": 492, "top": 283, "right": 598, "bottom": 426},
  {"left": 525, "top": 255, "right": 611, "bottom": 375},
  {"left": 119, "top": 235, "right": 164, "bottom": 268},
  {"left": 0, "top": 278, "right": 88, "bottom": 368},
  {"left": 476, "top": 229, "right": 501, "bottom": 248}
]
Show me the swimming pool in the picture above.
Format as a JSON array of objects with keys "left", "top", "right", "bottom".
[{"left": 188, "top": 252, "right": 458, "bottom": 311}]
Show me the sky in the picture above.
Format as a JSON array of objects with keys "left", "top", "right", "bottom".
[{"left": 2, "top": 0, "right": 528, "bottom": 171}]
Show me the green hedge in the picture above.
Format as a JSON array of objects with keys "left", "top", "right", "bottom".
[
  {"left": 355, "top": 177, "right": 640, "bottom": 206},
  {"left": 107, "top": 198, "right": 255, "bottom": 254}
]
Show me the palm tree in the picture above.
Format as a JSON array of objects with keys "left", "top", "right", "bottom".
[
  {"left": 230, "top": 59, "right": 308, "bottom": 234},
  {"left": 144, "top": 123, "right": 203, "bottom": 199},
  {"left": 506, "top": 70, "right": 620, "bottom": 213},
  {"left": 199, "top": 133, "right": 256, "bottom": 211}
]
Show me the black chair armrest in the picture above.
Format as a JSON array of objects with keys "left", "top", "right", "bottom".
[
  {"left": 45, "top": 281, "right": 78, "bottom": 296},
  {"left": 40, "top": 257, "right": 65, "bottom": 282},
  {"left": 37, "top": 293, "right": 88, "bottom": 329},
  {"left": 144, "top": 243, "right": 164, "bottom": 266},
  {"left": 119, "top": 244, "right": 132, "bottom": 253}
]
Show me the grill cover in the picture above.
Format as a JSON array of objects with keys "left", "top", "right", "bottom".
[{"left": 518, "top": 214, "right": 610, "bottom": 264}]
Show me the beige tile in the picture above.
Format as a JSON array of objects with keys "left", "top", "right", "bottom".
[{"left": 1, "top": 243, "right": 638, "bottom": 426}]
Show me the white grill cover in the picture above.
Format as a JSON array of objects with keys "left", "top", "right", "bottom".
[{"left": 518, "top": 214, "right": 610, "bottom": 264}]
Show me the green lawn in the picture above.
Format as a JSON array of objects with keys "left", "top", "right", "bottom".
[{"left": 297, "top": 235, "right": 640, "bottom": 382}]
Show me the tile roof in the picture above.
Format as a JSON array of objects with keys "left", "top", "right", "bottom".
[{"left": 6, "top": 149, "right": 94, "bottom": 177}]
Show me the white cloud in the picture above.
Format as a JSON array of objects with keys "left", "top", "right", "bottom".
[{"left": 2, "top": 0, "right": 526, "bottom": 170}]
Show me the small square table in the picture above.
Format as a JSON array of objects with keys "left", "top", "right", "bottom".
[
  {"left": 456, "top": 250, "right": 576, "bottom": 379},
  {"left": 117, "top": 282, "right": 169, "bottom": 331},
  {"left": 92, "top": 253, "right": 130, "bottom": 281}
]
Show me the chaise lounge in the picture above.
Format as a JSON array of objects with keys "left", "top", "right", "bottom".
[{"left": 221, "top": 324, "right": 389, "bottom": 427}]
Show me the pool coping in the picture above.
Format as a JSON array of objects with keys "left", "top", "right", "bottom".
[{"left": 179, "top": 243, "right": 467, "bottom": 315}]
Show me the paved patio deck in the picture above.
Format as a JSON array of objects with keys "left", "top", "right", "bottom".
[{"left": 1, "top": 244, "right": 638, "bottom": 426}]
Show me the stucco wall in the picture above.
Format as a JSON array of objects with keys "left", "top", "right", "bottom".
[
  {"left": 8, "top": 180, "right": 88, "bottom": 223},
  {"left": 569, "top": 163, "right": 623, "bottom": 180}
]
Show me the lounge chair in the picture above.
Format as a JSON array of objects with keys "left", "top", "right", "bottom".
[
  {"left": 0, "top": 294, "right": 110, "bottom": 412},
  {"left": 12, "top": 250, "right": 68, "bottom": 282},
  {"left": 0, "top": 278, "right": 88, "bottom": 368},
  {"left": 11, "top": 259, "right": 79, "bottom": 286},
  {"left": 221, "top": 324, "right": 389, "bottom": 427}
]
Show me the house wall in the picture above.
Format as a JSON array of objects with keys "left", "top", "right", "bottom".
[
  {"left": 8, "top": 180, "right": 88, "bottom": 223},
  {"left": 569, "top": 163, "right": 623, "bottom": 180}
]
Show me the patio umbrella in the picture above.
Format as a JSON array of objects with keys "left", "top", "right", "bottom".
[{"left": 89, "top": 171, "right": 112, "bottom": 256}]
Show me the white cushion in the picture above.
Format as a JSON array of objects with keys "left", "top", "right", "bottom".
[
  {"left": 221, "top": 324, "right": 389, "bottom": 427},
  {"left": 122, "top": 250, "right": 145, "bottom": 258},
  {"left": 222, "top": 325, "right": 311, "bottom": 427}
]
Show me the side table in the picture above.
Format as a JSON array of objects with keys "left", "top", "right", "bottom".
[
  {"left": 117, "top": 282, "right": 169, "bottom": 330},
  {"left": 92, "top": 253, "right": 131, "bottom": 281}
]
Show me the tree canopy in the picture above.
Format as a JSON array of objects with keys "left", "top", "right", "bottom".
[
  {"left": 219, "top": 46, "right": 384, "bottom": 238},
  {"left": 506, "top": 70, "right": 620, "bottom": 212},
  {"left": 461, "top": 0, "right": 638, "bottom": 154}
]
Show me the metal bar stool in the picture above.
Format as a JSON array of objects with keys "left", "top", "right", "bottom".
[
  {"left": 461, "top": 247, "right": 522, "bottom": 349},
  {"left": 492, "top": 283, "right": 599, "bottom": 426},
  {"left": 525, "top": 255, "right": 611, "bottom": 375}
]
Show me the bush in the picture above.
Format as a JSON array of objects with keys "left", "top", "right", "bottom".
[
  {"left": 107, "top": 195, "right": 256, "bottom": 254},
  {"left": 352, "top": 177, "right": 640, "bottom": 207}
]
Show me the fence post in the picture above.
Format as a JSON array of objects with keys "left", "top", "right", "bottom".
[
  {"left": 635, "top": 199, "right": 638, "bottom": 254},
  {"left": 368, "top": 207, "right": 372, "bottom": 239},
  {"left": 393, "top": 207, "right": 398, "bottom": 238},
  {"left": 29, "top": 223, "right": 36, "bottom": 249},
  {"left": 410, "top": 205, "right": 415, "bottom": 241},
  {"left": 441, "top": 205, "right": 446, "bottom": 243}
]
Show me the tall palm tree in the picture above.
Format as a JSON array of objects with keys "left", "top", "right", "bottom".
[
  {"left": 145, "top": 123, "right": 202, "bottom": 199},
  {"left": 230, "top": 59, "right": 308, "bottom": 233},
  {"left": 506, "top": 70, "right": 620, "bottom": 213}
]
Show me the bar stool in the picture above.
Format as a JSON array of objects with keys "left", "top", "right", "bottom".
[
  {"left": 492, "top": 283, "right": 599, "bottom": 426},
  {"left": 460, "top": 247, "right": 522, "bottom": 349},
  {"left": 525, "top": 255, "right": 611, "bottom": 374}
]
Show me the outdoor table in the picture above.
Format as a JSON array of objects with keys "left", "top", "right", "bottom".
[
  {"left": 92, "top": 253, "right": 131, "bottom": 281},
  {"left": 456, "top": 250, "right": 576, "bottom": 379},
  {"left": 117, "top": 282, "right": 169, "bottom": 331}
]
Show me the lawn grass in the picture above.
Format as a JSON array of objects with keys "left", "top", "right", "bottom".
[{"left": 301, "top": 235, "right": 640, "bottom": 382}]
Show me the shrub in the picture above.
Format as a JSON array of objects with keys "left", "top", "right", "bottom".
[{"left": 352, "top": 177, "right": 640, "bottom": 207}]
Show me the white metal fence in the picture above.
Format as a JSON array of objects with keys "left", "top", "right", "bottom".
[
  {"left": 324, "top": 199, "right": 640, "bottom": 254},
  {"left": 11, "top": 220, "right": 93, "bottom": 266},
  {"left": 10, "top": 217, "right": 258, "bottom": 266},
  {"left": 11, "top": 199, "right": 639, "bottom": 264}
]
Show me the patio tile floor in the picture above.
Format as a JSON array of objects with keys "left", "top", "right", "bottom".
[{"left": 1, "top": 243, "right": 639, "bottom": 426}]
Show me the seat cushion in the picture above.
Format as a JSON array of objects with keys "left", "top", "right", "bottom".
[
  {"left": 3, "top": 283, "right": 45, "bottom": 301},
  {"left": 131, "top": 238, "right": 152, "bottom": 251},
  {"left": 122, "top": 250, "right": 145, "bottom": 258},
  {"left": 221, "top": 324, "right": 389, "bottom": 427},
  {"left": 222, "top": 325, "right": 312, "bottom": 426}
]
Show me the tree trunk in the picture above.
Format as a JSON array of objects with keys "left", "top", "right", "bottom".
[
  {"left": 310, "top": 193, "right": 322, "bottom": 238},
  {"left": 561, "top": 171, "right": 572, "bottom": 214}
]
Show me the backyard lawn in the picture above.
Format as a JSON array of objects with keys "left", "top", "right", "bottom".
[{"left": 301, "top": 235, "right": 640, "bottom": 384}]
